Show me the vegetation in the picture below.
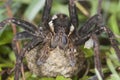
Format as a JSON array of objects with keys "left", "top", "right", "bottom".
[{"left": 0, "top": 0, "right": 120, "bottom": 80}]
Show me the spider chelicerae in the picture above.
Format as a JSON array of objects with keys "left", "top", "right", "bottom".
[{"left": 0, "top": 0, "right": 120, "bottom": 80}]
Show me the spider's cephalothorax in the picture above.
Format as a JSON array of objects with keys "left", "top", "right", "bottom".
[
  {"left": 25, "top": 14, "right": 85, "bottom": 77},
  {"left": 0, "top": 0, "right": 120, "bottom": 80}
]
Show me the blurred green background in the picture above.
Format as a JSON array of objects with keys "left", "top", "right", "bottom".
[{"left": 0, "top": 0, "right": 120, "bottom": 80}]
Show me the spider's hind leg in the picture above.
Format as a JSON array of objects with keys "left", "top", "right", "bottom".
[
  {"left": 13, "top": 37, "right": 43, "bottom": 80},
  {"left": 12, "top": 31, "right": 43, "bottom": 80}
]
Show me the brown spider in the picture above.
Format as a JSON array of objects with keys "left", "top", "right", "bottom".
[{"left": 0, "top": 0, "right": 120, "bottom": 80}]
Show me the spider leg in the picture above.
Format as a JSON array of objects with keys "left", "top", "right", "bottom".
[
  {"left": 76, "top": 14, "right": 120, "bottom": 79},
  {"left": 42, "top": 0, "right": 52, "bottom": 25},
  {"left": 69, "top": 0, "right": 78, "bottom": 27},
  {"left": 94, "top": 14, "right": 120, "bottom": 61},
  {"left": 103, "top": 26, "right": 120, "bottom": 60},
  {"left": 75, "top": 14, "right": 103, "bottom": 45},
  {"left": 14, "top": 31, "right": 35, "bottom": 40},
  {"left": 37, "top": 45, "right": 50, "bottom": 65},
  {"left": 78, "top": 14, "right": 101, "bottom": 36},
  {"left": 97, "top": 0, "right": 102, "bottom": 15},
  {"left": 12, "top": 31, "right": 35, "bottom": 56},
  {"left": 92, "top": 34, "right": 104, "bottom": 80},
  {"left": 78, "top": 0, "right": 103, "bottom": 36},
  {"left": 0, "top": 18, "right": 38, "bottom": 35},
  {"left": 12, "top": 37, "right": 43, "bottom": 80}
]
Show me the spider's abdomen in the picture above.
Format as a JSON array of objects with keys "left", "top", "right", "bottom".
[{"left": 25, "top": 44, "right": 85, "bottom": 77}]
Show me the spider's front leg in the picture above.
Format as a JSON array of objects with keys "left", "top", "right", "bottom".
[
  {"left": 0, "top": 17, "right": 41, "bottom": 61},
  {"left": 69, "top": 0, "right": 78, "bottom": 27},
  {"left": 0, "top": 18, "right": 38, "bottom": 35},
  {"left": 42, "top": 0, "right": 52, "bottom": 25}
]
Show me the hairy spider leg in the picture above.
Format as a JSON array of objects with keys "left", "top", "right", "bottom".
[
  {"left": 78, "top": 0, "right": 103, "bottom": 78},
  {"left": 76, "top": 0, "right": 120, "bottom": 79},
  {"left": 78, "top": 0, "right": 103, "bottom": 36},
  {"left": 75, "top": 14, "right": 103, "bottom": 45},
  {"left": 0, "top": 18, "right": 38, "bottom": 35},
  {"left": 12, "top": 38, "right": 43, "bottom": 80},
  {"left": 12, "top": 31, "right": 35, "bottom": 56},
  {"left": 14, "top": 31, "right": 35, "bottom": 40},
  {"left": 78, "top": 14, "right": 101, "bottom": 36},
  {"left": 75, "top": 14, "right": 104, "bottom": 80},
  {"left": 42, "top": 0, "right": 52, "bottom": 25},
  {"left": 92, "top": 17, "right": 120, "bottom": 80},
  {"left": 103, "top": 27, "right": 120, "bottom": 60},
  {"left": 12, "top": 29, "right": 44, "bottom": 80},
  {"left": 69, "top": 0, "right": 78, "bottom": 28},
  {"left": 69, "top": 0, "right": 103, "bottom": 79},
  {"left": 75, "top": 25, "right": 103, "bottom": 45},
  {"left": 76, "top": 13, "right": 120, "bottom": 80},
  {"left": 0, "top": 17, "right": 45, "bottom": 80},
  {"left": 97, "top": 0, "right": 120, "bottom": 61},
  {"left": 97, "top": 0, "right": 102, "bottom": 15},
  {"left": 0, "top": 17, "right": 40, "bottom": 54},
  {"left": 92, "top": 34, "right": 104, "bottom": 79}
]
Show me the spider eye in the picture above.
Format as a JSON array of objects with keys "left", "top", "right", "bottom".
[
  {"left": 68, "top": 24, "right": 75, "bottom": 36},
  {"left": 48, "top": 20, "right": 55, "bottom": 34}
]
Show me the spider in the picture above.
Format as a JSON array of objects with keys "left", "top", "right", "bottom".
[{"left": 0, "top": 0, "right": 120, "bottom": 80}]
